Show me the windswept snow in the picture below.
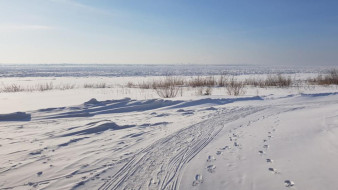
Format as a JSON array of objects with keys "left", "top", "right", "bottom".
[
  {"left": 0, "top": 112, "right": 31, "bottom": 121},
  {"left": 0, "top": 92, "right": 338, "bottom": 190}
]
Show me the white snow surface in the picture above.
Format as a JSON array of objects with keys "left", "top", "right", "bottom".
[{"left": 1, "top": 74, "right": 338, "bottom": 190}]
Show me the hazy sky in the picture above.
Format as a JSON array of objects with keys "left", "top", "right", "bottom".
[{"left": 0, "top": 0, "right": 338, "bottom": 65}]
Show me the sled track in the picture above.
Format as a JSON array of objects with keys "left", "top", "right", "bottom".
[{"left": 99, "top": 106, "right": 265, "bottom": 190}]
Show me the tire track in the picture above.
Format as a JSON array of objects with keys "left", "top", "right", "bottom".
[{"left": 99, "top": 107, "right": 265, "bottom": 190}]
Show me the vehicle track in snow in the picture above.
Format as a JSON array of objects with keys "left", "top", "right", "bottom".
[{"left": 98, "top": 106, "right": 266, "bottom": 190}]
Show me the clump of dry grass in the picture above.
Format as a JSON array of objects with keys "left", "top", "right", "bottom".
[
  {"left": 138, "top": 81, "right": 152, "bottom": 89},
  {"left": 126, "top": 81, "right": 134, "bottom": 88},
  {"left": 188, "top": 76, "right": 216, "bottom": 87},
  {"left": 265, "top": 74, "right": 292, "bottom": 87},
  {"left": 226, "top": 77, "right": 246, "bottom": 96},
  {"left": 153, "top": 76, "right": 184, "bottom": 89},
  {"left": 1, "top": 84, "right": 24, "bottom": 92},
  {"left": 307, "top": 69, "right": 338, "bottom": 85},
  {"left": 0, "top": 82, "right": 76, "bottom": 93},
  {"left": 59, "top": 84, "right": 75, "bottom": 90},
  {"left": 244, "top": 74, "right": 292, "bottom": 87},
  {"left": 153, "top": 76, "right": 182, "bottom": 98},
  {"left": 83, "top": 83, "right": 107, "bottom": 88},
  {"left": 218, "top": 75, "right": 228, "bottom": 87},
  {"left": 36, "top": 82, "right": 54, "bottom": 91},
  {"left": 244, "top": 77, "right": 265, "bottom": 87}
]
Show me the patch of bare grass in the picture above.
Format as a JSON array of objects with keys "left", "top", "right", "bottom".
[
  {"left": 226, "top": 77, "right": 246, "bottom": 96},
  {"left": 83, "top": 83, "right": 108, "bottom": 88},
  {"left": 1, "top": 84, "right": 24, "bottom": 93},
  {"left": 188, "top": 76, "right": 216, "bottom": 87},
  {"left": 153, "top": 76, "right": 182, "bottom": 98},
  {"left": 307, "top": 69, "right": 338, "bottom": 85},
  {"left": 245, "top": 74, "right": 292, "bottom": 88}
]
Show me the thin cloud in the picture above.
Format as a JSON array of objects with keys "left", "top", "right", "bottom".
[
  {"left": 49, "top": 0, "right": 112, "bottom": 16},
  {"left": 0, "top": 24, "right": 55, "bottom": 32}
]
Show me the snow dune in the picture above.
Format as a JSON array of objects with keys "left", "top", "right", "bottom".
[{"left": 0, "top": 112, "right": 31, "bottom": 121}]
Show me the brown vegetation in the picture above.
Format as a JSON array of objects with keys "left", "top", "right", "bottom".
[{"left": 307, "top": 69, "right": 338, "bottom": 85}]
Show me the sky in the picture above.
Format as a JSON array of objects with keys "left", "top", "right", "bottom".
[{"left": 0, "top": 0, "right": 338, "bottom": 65}]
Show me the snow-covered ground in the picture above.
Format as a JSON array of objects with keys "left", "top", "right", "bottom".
[{"left": 1, "top": 66, "right": 338, "bottom": 190}]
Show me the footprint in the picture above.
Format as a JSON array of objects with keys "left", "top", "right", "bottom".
[
  {"left": 268, "top": 168, "right": 279, "bottom": 174},
  {"left": 37, "top": 171, "right": 43, "bottom": 176},
  {"left": 220, "top": 146, "right": 229, "bottom": 150},
  {"left": 192, "top": 174, "right": 203, "bottom": 186},
  {"left": 216, "top": 151, "right": 223, "bottom": 155},
  {"left": 207, "top": 155, "right": 216, "bottom": 162},
  {"left": 207, "top": 165, "right": 216, "bottom": 173},
  {"left": 263, "top": 145, "right": 269, "bottom": 149},
  {"left": 284, "top": 180, "right": 295, "bottom": 187},
  {"left": 234, "top": 142, "right": 239, "bottom": 147},
  {"left": 27, "top": 182, "right": 36, "bottom": 186},
  {"left": 258, "top": 150, "right": 264, "bottom": 154},
  {"left": 266, "top": 159, "right": 273, "bottom": 163},
  {"left": 263, "top": 139, "right": 267, "bottom": 142},
  {"left": 149, "top": 178, "right": 159, "bottom": 186}
]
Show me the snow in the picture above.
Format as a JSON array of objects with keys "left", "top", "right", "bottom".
[
  {"left": 0, "top": 66, "right": 338, "bottom": 190},
  {"left": 0, "top": 112, "right": 31, "bottom": 121}
]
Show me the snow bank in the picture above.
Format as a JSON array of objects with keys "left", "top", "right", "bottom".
[{"left": 0, "top": 112, "right": 31, "bottom": 121}]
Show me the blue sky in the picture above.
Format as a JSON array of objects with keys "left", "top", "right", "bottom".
[{"left": 0, "top": 0, "right": 337, "bottom": 65}]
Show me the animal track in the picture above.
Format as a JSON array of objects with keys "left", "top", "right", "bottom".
[
  {"left": 266, "top": 159, "right": 273, "bottom": 163},
  {"left": 216, "top": 151, "right": 223, "bottom": 155},
  {"left": 220, "top": 146, "right": 229, "bottom": 150},
  {"left": 149, "top": 178, "right": 159, "bottom": 186},
  {"left": 192, "top": 174, "right": 203, "bottom": 186},
  {"left": 284, "top": 180, "right": 295, "bottom": 187},
  {"left": 268, "top": 168, "right": 279, "bottom": 174},
  {"left": 258, "top": 150, "right": 264, "bottom": 154},
  {"left": 207, "top": 155, "right": 216, "bottom": 162},
  {"left": 207, "top": 165, "right": 216, "bottom": 173},
  {"left": 263, "top": 144, "right": 269, "bottom": 149}
]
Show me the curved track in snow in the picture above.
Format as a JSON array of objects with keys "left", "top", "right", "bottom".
[{"left": 99, "top": 107, "right": 265, "bottom": 190}]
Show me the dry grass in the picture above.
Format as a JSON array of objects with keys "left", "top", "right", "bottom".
[
  {"left": 36, "top": 82, "right": 54, "bottom": 91},
  {"left": 0, "top": 82, "right": 76, "bottom": 93},
  {"left": 138, "top": 81, "right": 152, "bottom": 89},
  {"left": 2, "top": 71, "right": 336, "bottom": 95},
  {"left": 153, "top": 76, "right": 184, "bottom": 89},
  {"left": 153, "top": 76, "right": 182, "bottom": 98},
  {"left": 83, "top": 83, "right": 107, "bottom": 88},
  {"left": 218, "top": 75, "right": 228, "bottom": 87},
  {"left": 307, "top": 69, "right": 338, "bottom": 85},
  {"left": 226, "top": 77, "right": 246, "bottom": 96},
  {"left": 188, "top": 76, "right": 216, "bottom": 87},
  {"left": 265, "top": 74, "right": 292, "bottom": 87},
  {"left": 245, "top": 74, "right": 292, "bottom": 87},
  {"left": 1, "top": 84, "right": 24, "bottom": 92},
  {"left": 58, "top": 84, "right": 76, "bottom": 90},
  {"left": 126, "top": 81, "right": 134, "bottom": 88}
]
